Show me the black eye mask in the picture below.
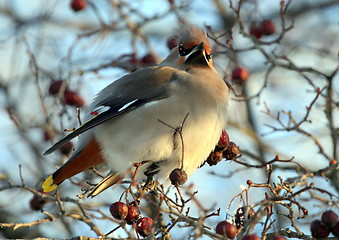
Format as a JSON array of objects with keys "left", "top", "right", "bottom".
[{"left": 178, "top": 44, "right": 195, "bottom": 56}]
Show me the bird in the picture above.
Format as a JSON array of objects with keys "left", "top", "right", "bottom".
[{"left": 42, "top": 25, "right": 229, "bottom": 197}]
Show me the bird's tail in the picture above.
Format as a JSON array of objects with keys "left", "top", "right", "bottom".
[{"left": 42, "top": 138, "right": 106, "bottom": 192}]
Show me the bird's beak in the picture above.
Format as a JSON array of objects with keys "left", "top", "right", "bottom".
[{"left": 184, "top": 42, "right": 210, "bottom": 66}]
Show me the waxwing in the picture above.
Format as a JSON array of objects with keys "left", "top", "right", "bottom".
[{"left": 42, "top": 25, "right": 229, "bottom": 197}]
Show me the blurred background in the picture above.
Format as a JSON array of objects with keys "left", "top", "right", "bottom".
[{"left": 0, "top": 0, "right": 338, "bottom": 239}]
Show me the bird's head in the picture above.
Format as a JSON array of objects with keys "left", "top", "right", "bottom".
[{"left": 160, "top": 25, "right": 216, "bottom": 72}]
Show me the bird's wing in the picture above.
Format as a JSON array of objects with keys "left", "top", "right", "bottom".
[{"left": 43, "top": 66, "right": 177, "bottom": 155}]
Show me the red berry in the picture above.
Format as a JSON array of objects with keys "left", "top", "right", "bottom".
[
  {"left": 232, "top": 67, "right": 250, "bottom": 83},
  {"left": 70, "top": 0, "right": 86, "bottom": 12},
  {"left": 64, "top": 91, "right": 85, "bottom": 107},
  {"left": 109, "top": 202, "right": 128, "bottom": 220},
  {"left": 48, "top": 80, "right": 66, "bottom": 95},
  {"left": 272, "top": 236, "right": 286, "bottom": 240},
  {"left": 242, "top": 234, "right": 260, "bottom": 240},
  {"left": 246, "top": 180, "right": 253, "bottom": 185},
  {"left": 216, "top": 221, "right": 238, "bottom": 239},
  {"left": 310, "top": 219, "right": 330, "bottom": 239},
  {"left": 250, "top": 26, "right": 263, "bottom": 39},
  {"left": 141, "top": 54, "right": 156, "bottom": 66},
  {"left": 321, "top": 210, "right": 338, "bottom": 230},
  {"left": 223, "top": 142, "right": 240, "bottom": 160},
  {"left": 125, "top": 205, "right": 140, "bottom": 223},
  {"left": 121, "top": 54, "right": 140, "bottom": 72},
  {"left": 302, "top": 208, "right": 308, "bottom": 216},
  {"left": 43, "top": 129, "right": 55, "bottom": 141},
  {"left": 206, "top": 151, "right": 223, "bottom": 166},
  {"left": 30, "top": 196, "right": 46, "bottom": 211},
  {"left": 332, "top": 221, "right": 339, "bottom": 237},
  {"left": 59, "top": 142, "right": 74, "bottom": 155},
  {"left": 260, "top": 20, "right": 276, "bottom": 36},
  {"left": 169, "top": 168, "right": 187, "bottom": 186},
  {"left": 43, "top": 130, "right": 50, "bottom": 141},
  {"left": 29, "top": 191, "right": 48, "bottom": 211},
  {"left": 246, "top": 208, "right": 255, "bottom": 218},
  {"left": 167, "top": 36, "right": 179, "bottom": 50},
  {"left": 218, "top": 129, "right": 230, "bottom": 149},
  {"left": 136, "top": 217, "right": 153, "bottom": 237}
]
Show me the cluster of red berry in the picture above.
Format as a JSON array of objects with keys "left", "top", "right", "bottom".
[
  {"left": 310, "top": 210, "right": 338, "bottom": 239},
  {"left": 41, "top": 79, "right": 83, "bottom": 154},
  {"left": 206, "top": 130, "right": 240, "bottom": 166},
  {"left": 48, "top": 80, "right": 85, "bottom": 107},
  {"left": 109, "top": 201, "right": 153, "bottom": 237},
  {"left": 126, "top": 53, "right": 158, "bottom": 71},
  {"left": 250, "top": 20, "right": 276, "bottom": 39}
]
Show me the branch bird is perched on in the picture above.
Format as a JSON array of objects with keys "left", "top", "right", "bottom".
[{"left": 42, "top": 25, "right": 229, "bottom": 197}]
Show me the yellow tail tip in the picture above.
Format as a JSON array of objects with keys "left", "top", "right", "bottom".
[{"left": 42, "top": 175, "right": 58, "bottom": 192}]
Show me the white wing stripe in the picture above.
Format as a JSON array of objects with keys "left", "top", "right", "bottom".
[{"left": 118, "top": 99, "right": 138, "bottom": 112}]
